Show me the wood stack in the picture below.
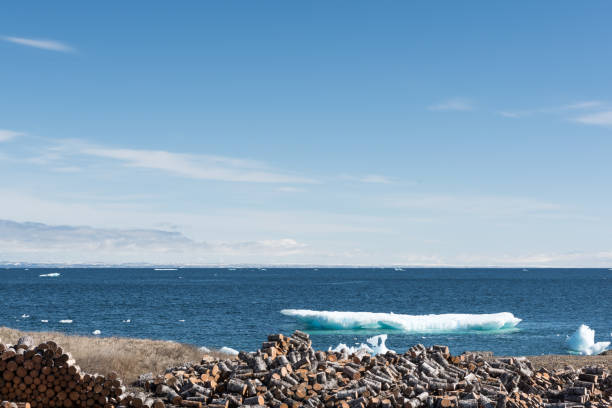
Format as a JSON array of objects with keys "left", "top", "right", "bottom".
[
  {"left": 0, "top": 336, "right": 130, "bottom": 408},
  {"left": 3, "top": 332, "right": 611, "bottom": 408},
  {"left": 142, "top": 331, "right": 611, "bottom": 408}
]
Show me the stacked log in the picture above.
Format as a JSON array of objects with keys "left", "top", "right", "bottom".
[
  {"left": 0, "top": 336, "right": 129, "bottom": 408},
  {"left": 2, "top": 332, "right": 611, "bottom": 408},
  {"left": 144, "top": 331, "right": 611, "bottom": 408}
]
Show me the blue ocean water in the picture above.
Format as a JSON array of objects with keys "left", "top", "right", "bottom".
[{"left": 0, "top": 268, "right": 610, "bottom": 356}]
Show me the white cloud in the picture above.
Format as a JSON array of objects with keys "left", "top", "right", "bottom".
[
  {"left": 79, "top": 146, "right": 316, "bottom": 183},
  {"left": 0, "top": 219, "right": 308, "bottom": 264},
  {"left": 498, "top": 111, "right": 524, "bottom": 118},
  {"left": 360, "top": 175, "right": 392, "bottom": 184},
  {"left": 455, "top": 250, "right": 612, "bottom": 267},
  {"left": 386, "top": 194, "right": 563, "bottom": 217},
  {"left": 499, "top": 101, "right": 607, "bottom": 119},
  {"left": 573, "top": 110, "right": 612, "bottom": 127},
  {"left": 0, "top": 129, "right": 23, "bottom": 142},
  {"left": 340, "top": 174, "right": 394, "bottom": 184},
  {"left": 428, "top": 98, "right": 474, "bottom": 112},
  {"left": 3, "top": 36, "right": 74, "bottom": 52},
  {"left": 277, "top": 186, "right": 306, "bottom": 193},
  {"left": 562, "top": 101, "right": 603, "bottom": 110}
]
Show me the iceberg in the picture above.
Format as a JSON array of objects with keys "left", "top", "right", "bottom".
[
  {"left": 92, "top": 330, "right": 101, "bottom": 335},
  {"left": 329, "top": 334, "right": 393, "bottom": 356},
  {"left": 566, "top": 325, "right": 610, "bottom": 355},
  {"left": 39, "top": 273, "right": 60, "bottom": 277},
  {"left": 59, "top": 319, "right": 73, "bottom": 324},
  {"left": 219, "top": 346, "right": 239, "bottom": 355},
  {"left": 281, "top": 309, "right": 521, "bottom": 333}
]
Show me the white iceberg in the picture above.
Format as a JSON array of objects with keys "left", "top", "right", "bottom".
[
  {"left": 219, "top": 346, "right": 239, "bottom": 355},
  {"left": 39, "top": 273, "right": 60, "bottom": 277},
  {"left": 281, "top": 309, "right": 521, "bottom": 333},
  {"left": 92, "top": 330, "right": 101, "bottom": 335},
  {"left": 329, "top": 334, "right": 394, "bottom": 356},
  {"left": 59, "top": 319, "right": 73, "bottom": 324},
  {"left": 566, "top": 324, "right": 610, "bottom": 355}
]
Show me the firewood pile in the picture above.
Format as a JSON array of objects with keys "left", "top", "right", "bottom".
[
  {"left": 137, "top": 331, "right": 611, "bottom": 408},
  {"left": 0, "top": 336, "right": 128, "bottom": 408},
  {"left": 2, "top": 332, "right": 611, "bottom": 408}
]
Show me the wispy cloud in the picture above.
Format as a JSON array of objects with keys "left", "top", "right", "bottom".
[
  {"left": 277, "top": 186, "right": 306, "bottom": 193},
  {"left": 0, "top": 129, "right": 23, "bottom": 142},
  {"left": 428, "top": 98, "right": 474, "bottom": 112},
  {"left": 562, "top": 101, "right": 604, "bottom": 110},
  {"left": 386, "top": 194, "right": 565, "bottom": 218},
  {"left": 19, "top": 138, "right": 315, "bottom": 184},
  {"left": 0, "top": 219, "right": 308, "bottom": 264},
  {"left": 499, "top": 100, "right": 606, "bottom": 119},
  {"left": 573, "top": 110, "right": 612, "bottom": 127},
  {"left": 340, "top": 174, "right": 394, "bottom": 184},
  {"left": 360, "top": 175, "right": 393, "bottom": 184},
  {"left": 455, "top": 250, "right": 612, "bottom": 267},
  {"left": 2, "top": 36, "right": 74, "bottom": 52},
  {"left": 80, "top": 146, "right": 316, "bottom": 183}
]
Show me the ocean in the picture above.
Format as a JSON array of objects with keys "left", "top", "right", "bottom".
[{"left": 1, "top": 268, "right": 610, "bottom": 356}]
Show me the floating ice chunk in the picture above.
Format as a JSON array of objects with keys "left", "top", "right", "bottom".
[
  {"left": 21, "top": 314, "right": 30, "bottom": 318},
  {"left": 566, "top": 324, "right": 610, "bottom": 355},
  {"left": 178, "top": 319, "right": 185, "bottom": 322},
  {"left": 329, "top": 342, "right": 373, "bottom": 356},
  {"left": 41, "top": 320, "right": 48, "bottom": 323},
  {"left": 329, "top": 334, "right": 394, "bottom": 356},
  {"left": 92, "top": 330, "right": 101, "bottom": 335},
  {"left": 367, "top": 334, "right": 393, "bottom": 355},
  {"left": 122, "top": 319, "right": 131, "bottom": 323},
  {"left": 219, "top": 346, "right": 239, "bottom": 355},
  {"left": 59, "top": 319, "right": 73, "bottom": 324},
  {"left": 281, "top": 309, "right": 521, "bottom": 333},
  {"left": 39, "top": 273, "right": 60, "bottom": 277}
]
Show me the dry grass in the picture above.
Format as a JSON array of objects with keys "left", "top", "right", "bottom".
[
  {"left": 0, "top": 327, "right": 231, "bottom": 384},
  {"left": 526, "top": 354, "right": 612, "bottom": 371}
]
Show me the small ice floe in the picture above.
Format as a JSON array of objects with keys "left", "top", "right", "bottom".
[
  {"left": 41, "top": 320, "right": 48, "bottom": 323},
  {"left": 154, "top": 268, "right": 177, "bottom": 271},
  {"left": 219, "top": 346, "right": 239, "bottom": 355},
  {"left": 566, "top": 324, "right": 610, "bottom": 355},
  {"left": 122, "top": 319, "right": 131, "bottom": 323},
  {"left": 39, "top": 273, "right": 60, "bottom": 277},
  {"left": 178, "top": 319, "right": 185, "bottom": 322},
  {"left": 329, "top": 334, "right": 394, "bottom": 356},
  {"left": 21, "top": 314, "right": 30, "bottom": 318},
  {"left": 92, "top": 330, "right": 101, "bottom": 335},
  {"left": 59, "top": 319, "right": 73, "bottom": 324}
]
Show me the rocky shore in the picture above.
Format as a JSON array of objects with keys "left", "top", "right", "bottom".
[{"left": 1, "top": 331, "right": 611, "bottom": 408}]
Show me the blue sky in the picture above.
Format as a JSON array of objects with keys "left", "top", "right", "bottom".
[{"left": 1, "top": 1, "right": 612, "bottom": 266}]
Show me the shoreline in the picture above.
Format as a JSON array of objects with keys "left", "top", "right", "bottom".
[{"left": 2, "top": 326, "right": 610, "bottom": 372}]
